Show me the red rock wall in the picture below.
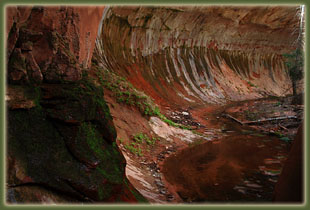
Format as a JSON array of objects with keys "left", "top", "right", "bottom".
[
  {"left": 6, "top": 6, "right": 147, "bottom": 204},
  {"left": 96, "top": 6, "right": 302, "bottom": 106},
  {"left": 273, "top": 124, "right": 304, "bottom": 202},
  {"left": 6, "top": 6, "right": 105, "bottom": 83}
]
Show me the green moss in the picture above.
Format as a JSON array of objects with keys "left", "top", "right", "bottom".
[
  {"left": 123, "top": 179, "right": 148, "bottom": 203},
  {"left": 93, "top": 64, "right": 190, "bottom": 130},
  {"left": 8, "top": 73, "right": 147, "bottom": 201},
  {"left": 76, "top": 122, "right": 123, "bottom": 184}
]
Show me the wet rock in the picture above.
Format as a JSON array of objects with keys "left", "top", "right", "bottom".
[
  {"left": 166, "top": 194, "right": 174, "bottom": 201},
  {"left": 148, "top": 162, "right": 157, "bottom": 170},
  {"left": 7, "top": 82, "right": 145, "bottom": 203},
  {"left": 182, "top": 111, "right": 189, "bottom": 116},
  {"left": 154, "top": 180, "right": 165, "bottom": 188},
  {"left": 159, "top": 189, "right": 167, "bottom": 195},
  {"left": 152, "top": 172, "right": 161, "bottom": 178}
]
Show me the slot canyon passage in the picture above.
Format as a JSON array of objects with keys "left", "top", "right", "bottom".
[{"left": 5, "top": 5, "right": 305, "bottom": 204}]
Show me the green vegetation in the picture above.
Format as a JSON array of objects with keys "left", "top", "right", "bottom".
[
  {"left": 247, "top": 81, "right": 254, "bottom": 87},
  {"left": 124, "top": 143, "right": 143, "bottom": 157},
  {"left": 155, "top": 110, "right": 190, "bottom": 130},
  {"left": 275, "top": 101, "right": 282, "bottom": 106},
  {"left": 244, "top": 110, "right": 258, "bottom": 121},
  {"left": 283, "top": 48, "right": 304, "bottom": 96},
  {"left": 273, "top": 131, "right": 291, "bottom": 143},
  {"left": 93, "top": 65, "right": 190, "bottom": 130},
  {"left": 280, "top": 136, "right": 291, "bottom": 142},
  {"left": 119, "top": 133, "right": 159, "bottom": 156},
  {"left": 133, "top": 133, "right": 158, "bottom": 145},
  {"left": 188, "top": 139, "right": 205, "bottom": 147},
  {"left": 93, "top": 66, "right": 157, "bottom": 116},
  {"left": 274, "top": 131, "right": 285, "bottom": 138},
  {"left": 123, "top": 178, "right": 148, "bottom": 203},
  {"left": 247, "top": 81, "right": 257, "bottom": 88}
]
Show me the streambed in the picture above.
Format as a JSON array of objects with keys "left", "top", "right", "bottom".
[{"left": 160, "top": 97, "right": 301, "bottom": 203}]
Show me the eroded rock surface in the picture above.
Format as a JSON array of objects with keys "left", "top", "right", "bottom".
[
  {"left": 6, "top": 6, "right": 146, "bottom": 204},
  {"left": 7, "top": 6, "right": 105, "bottom": 84},
  {"left": 96, "top": 6, "right": 302, "bottom": 106}
]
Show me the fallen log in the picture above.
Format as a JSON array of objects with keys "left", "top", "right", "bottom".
[
  {"left": 245, "top": 116, "right": 297, "bottom": 125},
  {"left": 223, "top": 114, "right": 244, "bottom": 125},
  {"left": 279, "top": 124, "right": 288, "bottom": 130},
  {"left": 224, "top": 113, "right": 297, "bottom": 126}
]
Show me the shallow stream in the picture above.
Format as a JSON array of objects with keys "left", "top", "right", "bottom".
[{"left": 160, "top": 98, "right": 297, "bottom": 203}]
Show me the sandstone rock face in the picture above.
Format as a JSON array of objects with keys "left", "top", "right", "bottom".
[
  {"left": 96, "top": 6, "right": 302, "bottom": 106},
  {"left": 273, "top": 124, "right": 304, "bottom": 202},
  {"left": 6, "top": 6, "right": 146, "bottom": 203},
  {"left": 7, "top": 6, "right": 105, "bottom": 83}
]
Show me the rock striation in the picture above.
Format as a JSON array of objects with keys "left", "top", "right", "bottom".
[{"left": 96, "top": 6, "right": 302, "bottom": 106}]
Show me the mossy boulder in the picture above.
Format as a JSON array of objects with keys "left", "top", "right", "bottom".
[{"left": 7, "top": 79, "right": 147, "bottom": 203}]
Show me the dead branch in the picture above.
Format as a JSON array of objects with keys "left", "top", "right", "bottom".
[
  {"left": 245, "top": 116, "right": 297, "bottom": 125},
  {"left": 279, "top": 124, "right": 288, "bottom": 130},
  {"left": 223, "top": 114, "right": 244, "bottom": 125},
  {"left": 224, "top": 113, "right": 297, "bottom": 126}
]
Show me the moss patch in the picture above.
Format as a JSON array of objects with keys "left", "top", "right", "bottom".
[
  {"left": 7, "top": 76, "right": 145, "bottom": 202},
  {"left": 92, "top": 65, "right": 190, "bottom": 130}
]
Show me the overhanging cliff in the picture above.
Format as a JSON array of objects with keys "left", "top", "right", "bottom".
[{"left": 96, "top": 6, "right": 302, "bottom": 106}]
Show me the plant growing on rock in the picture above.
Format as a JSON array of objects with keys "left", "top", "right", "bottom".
[
  {"left": 283, "top": 48, "right": 304, "bottom": 96},
  {"left": 92, "top": 65, "right": 191, "bottom": 130},
  {"left": 121, "top": 133, "right": 160, "bottom": 156}
]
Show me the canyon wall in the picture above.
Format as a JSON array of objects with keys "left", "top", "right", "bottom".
[
  {"left": 96, "top": 6, "right": 301, "bottom": 107},
  {"left": 7, "top": 6, "right": 105, "bottom": 84},
  {"left": 6, "top": 6, "right": 145, "bottom": 203},
  {"left": 6, "top": 5, "right": 303, "bottom": 204}
]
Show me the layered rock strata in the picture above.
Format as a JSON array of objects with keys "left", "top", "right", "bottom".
[{"left": 96, "top": 6, "right": 302, "bottom": 106}]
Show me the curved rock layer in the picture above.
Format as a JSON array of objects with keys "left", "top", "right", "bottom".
[{"left": 96, "top": 6, "right": 302, "bottom": 106}]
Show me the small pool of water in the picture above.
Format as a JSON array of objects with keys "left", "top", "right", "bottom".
[{"left": 161, "top": 101, "right": 291, "bottom": 203}]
